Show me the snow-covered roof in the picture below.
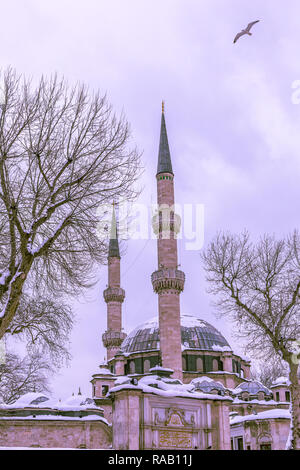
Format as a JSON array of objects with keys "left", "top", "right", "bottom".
[
  {"left": 230, "top": 409, "right": 291, "bottom": 426},
  {"left": 0, "top": 414, "right": 109, "bottom": 423},
  {"left": 271, "top": 377, "right": 289, "bottom": 388},
  {"left": 109, "top": 374, "right": 233, "bottom": 402},
  {"left": 0, "top": 393, "right": 101, "bottom": 412},
  {"left": 191, "top": 376, "right": 227, "bottom": 394},
  {"left": 233, "top": 380, "right": 272, "bottom": 396},
  {"left": 2, "top": 393, "right": 53, "bottom": 408}
]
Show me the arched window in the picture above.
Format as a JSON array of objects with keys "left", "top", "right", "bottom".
[
  {"left": 144, "top": 359, "right": 151, "bottom": 373},
  {"left": 196, "top": 357, "right": 203, "bottom": 372},
  {"left": 129, "top": 361, "right": 135, "bottom": 374},
  {"left": 257, "top": 391, "right": 264, "bottom": 401},
  {"left": 212, "top": 359, "right": 219, "bottom": 371},
  {"left": 182, "top": 357, "right": 187, "bottom": 371}
]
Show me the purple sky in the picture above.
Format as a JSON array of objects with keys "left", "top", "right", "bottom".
[{"left": 2, "top": 1, "right": 300, "bottom": 398}]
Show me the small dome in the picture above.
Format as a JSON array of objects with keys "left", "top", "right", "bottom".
[
  {"left": 234, "top": 380, "right": 272, "bottom": 396},
  {"left": 121, "top": 314, "right": 231, "bottom": 354},
  {"left": 11, "top": 393, "right": 50, "bottom": 407},
  {"left": 62, "top": 394, "right": 97, "bottom": 408},
  {"left": 191, "top": 376, "right": 226, "bottom": 394}
]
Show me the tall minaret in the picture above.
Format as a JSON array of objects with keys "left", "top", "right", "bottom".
[
  {"left": 102, "top": 205, "right": 126, "bottom": 362},
  {"left": 151, "top": 102, "right": 185, "bottom": 380}
]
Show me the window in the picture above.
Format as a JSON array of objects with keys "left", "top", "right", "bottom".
[
  {"left": 257, "top": 392, "right": 264, "bottom": 401},
  {"left": 144, "top": 359, "right": 151, "bottom": 373},
  {"left": 101, "top": 385, "right": 109, "bottom": 396},
  {"left": 285, "top": 391, "right": 290, "bottom": 402},
  {"left": 182, "top": 357, "right": 187, "bottom": 371},
  {"left": 129, "top": 361, "right": 135, "bottom": 374},
  {"left": 212, "top": 359, "right": 219, "bottom": 371},
  {"left": 196, "top": 357, "right": 203, "bottom": 372},
  {"left": 276, "top": 392, "right": 280, "bottom": 402},
  {"left": 260, "top": 444, "right": 271, "bottom": 450},
  {"left": 237, "top": 438, "right": 244, "bottom": 450}
]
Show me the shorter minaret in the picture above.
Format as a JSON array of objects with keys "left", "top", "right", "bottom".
[{"left": 102, "top": 205, "right": 126, "bottom": 362}]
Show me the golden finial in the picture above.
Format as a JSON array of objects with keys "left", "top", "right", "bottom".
[{"left": 162, "top": 100, "right": 165, "bottom": 114}]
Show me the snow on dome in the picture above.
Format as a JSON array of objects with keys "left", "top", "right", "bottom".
[
  {"left": 121, "top": 314, "right": 231, "bottom": 354},
  {"left": 191, "top": 376, "right": 226, "bottom": 394},
  {"left": 233, "top": 380, "right": 272, "bottom": 396},
  {"left": 9, "top": 393, "right": 50, "bottom": 408},
  {"left": 61, "top": 394, "right": 98, "bottom": 409}
]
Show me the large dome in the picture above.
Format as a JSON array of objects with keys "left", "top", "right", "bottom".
[{"left": 121, "top": 314, "right": 231, "bottom": 354}]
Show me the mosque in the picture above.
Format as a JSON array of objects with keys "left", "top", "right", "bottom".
[{"left": 0, "top": 107, "right": 292, "bottom": 450}]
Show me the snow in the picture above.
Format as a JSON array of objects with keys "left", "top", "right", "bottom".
[
  {"left": 237, "top": 354, "right": 251, "bottom": 363},
  {"left": 0, "top": 415, "right": 109, "bottom": 423},
  {"left": 271, "top": 376, "right": 289, "bottom": 386},
  {"left": 0, "top": 270, "right": 10, "bottom": 286},
  {"left": 109, "top": 375, "right": 233, "bottom": 402},
  {"left": 0, "top": 393, "right": 102, "bottom": 412},
  {"left": 230, "top": 408, "right": 291, "bottom": 425},
  {"left": 0, "top": 268, "right": 23, "bottom": 318},
  {"left": 125, "top": 314, "right": 215, "bottom": 335},
  {"left": 211, "top": 344, "right": 232, "bottom": 352},
  {"left": 97, "top": 366, "right": 113, "bottom": 375},
  {"left": 232, "top": 398, "right": 280, "bottom": 405},
  {"left": 149, "top": 366, "right": 173, "bottom": 373},
  {"left": 191, "top": 376, "right": 225, "bottom": 387},
  {"left": 113, "top": 376, "right": 132, "bottom": 386}
]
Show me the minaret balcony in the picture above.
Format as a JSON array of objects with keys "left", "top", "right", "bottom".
[
  {"left": 102, "top": 330, "right": 127, "bottom": 349},
  {"left": 103, "top": 287, "right": 125, "bottom": 303},
  {"left": 151, "top": 268, "right": 185, "bottom": 293},
  {"left": 152, "top": 211, "right": 181, "bottom": 236}
]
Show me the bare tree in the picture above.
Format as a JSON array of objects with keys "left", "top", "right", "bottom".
[
  {"left": 0, "top": 67, "right": 141, "bottom": 339},
  {"left": 202, "top": 231, "right": 300, "bottom": 450},
  {"left": 0, "top": 351, "right": 52, "bottom": 404},
  {"left": 251, "top": 358, "right": 289, "bottom": 389},
  {"left": 6, "top": 294, "right": 74, "bottom": 365}
]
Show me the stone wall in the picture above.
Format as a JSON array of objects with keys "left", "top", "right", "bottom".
[
  {"left": 112, "top": 388, "right": 231, "bottom": 450},
  {"left": 0, "top": 418, "right": 112, "bottom": 449}
]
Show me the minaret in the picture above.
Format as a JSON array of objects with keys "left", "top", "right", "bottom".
[
  {"left": 102, "top": 205, "right": 126, "bottom": 362},
  {"left": 151, "top": 102, "right": 185, "bottom": 380}
]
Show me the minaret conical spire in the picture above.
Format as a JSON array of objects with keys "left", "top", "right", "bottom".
[
  {"left": 108, "top": 203, "right": 120, "bottom": 258},
  {"left": 157, "top": 101, "right": 173, "bottom": 176},
  {"left": 103, "top": 202, "right": 126, "bottom": 362}
]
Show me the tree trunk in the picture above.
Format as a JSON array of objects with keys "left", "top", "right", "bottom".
[{"left": 288, "top": 360, "right": 300, "bottom": 450}]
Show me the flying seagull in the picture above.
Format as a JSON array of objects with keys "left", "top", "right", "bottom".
[{"left": 233, "top": 20, "right": 260, "bottom": 44}]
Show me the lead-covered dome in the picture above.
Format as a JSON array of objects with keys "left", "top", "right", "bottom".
[{"left": 121, "top": 314, "right": 231, "bottom": 354}]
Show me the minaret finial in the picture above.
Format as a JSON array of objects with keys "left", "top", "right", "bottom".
[{"left": 162, "top": 100, "right": 165, "bottom": 114}]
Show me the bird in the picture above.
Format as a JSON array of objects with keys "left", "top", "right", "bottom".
[{"left": 233, "top": 20, "right": 260, "bottom": 44}]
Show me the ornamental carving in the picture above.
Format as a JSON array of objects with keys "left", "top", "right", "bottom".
[
  {"left": 151, "top": 269, "right": 185, "bottom": 294},
  {"left": 158, "top": 430, "right": 192, "bottom": 449},
  {"left": 102, "top": 330, "right": 127, "bottom": 348},
  {"left": 103, "top": 287, "right": 125, "bottom": 303}
]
